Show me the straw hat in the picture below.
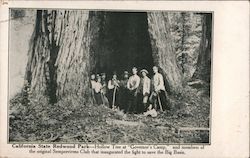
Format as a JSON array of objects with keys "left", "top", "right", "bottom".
[{"left": 140, "top": 69, "right": 148, "bottom": 74}]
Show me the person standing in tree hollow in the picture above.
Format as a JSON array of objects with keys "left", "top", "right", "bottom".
[
  {"left": 94, "top": 76, "right": 103, "bottom": 105},
  {"left": 127, "top": 67, "right": 140, "bottom": 113},
  {"left": 108, "top": 73, "right": 120, "bottom": 109},
  {"left": 119, "top": 71, "right": 129, "bottom": 112},
  {"left": 101, "top": 73, "right": 107, "bottom": 95},
  {"left": 101, "top": 73, "right": 109, "bottom": 106},
  {"left": 150, "top": 66, "right": 168, "bottom": 111},
  {"left": 136, "top": 69, "right": 151, "bottom": 113},
  {"left": 90, "top": 74, "right": 97, "bottom": 104}
]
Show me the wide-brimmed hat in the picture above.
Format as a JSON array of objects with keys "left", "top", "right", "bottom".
[
  {"left": 124, "top": 71, "right": 129, "bottom": 74},
  {"left": 140, "top": 69, "right": 148, "bottom": 74}
]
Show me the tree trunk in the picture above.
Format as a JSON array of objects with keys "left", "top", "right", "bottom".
[
  {"left": 26, "top": 11, "right": 185, "bottom": 104},
  {"left": 192, "top": 13, "right": 212, "bottom": 84},
  {"left": 26, "top": 10, "right": 92, "bottom": 104},
  {"left": 147, "top": 12, "right": 183, "bottom": 93}
]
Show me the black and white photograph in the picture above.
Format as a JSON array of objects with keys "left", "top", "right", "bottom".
[{"left": 8, "top": 9, "right": 212, "bottom": 144}]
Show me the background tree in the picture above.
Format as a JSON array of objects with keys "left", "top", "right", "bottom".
[
  {"left": 192, "top": 13, "right": 212, "bottom": 85},
  {"left": 168, "top": 12, "right": 203, "bottom": 81}
]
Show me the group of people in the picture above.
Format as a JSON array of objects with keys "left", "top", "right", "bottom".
[{"left": 90, "top": 66, "right": 169, "bottom": 114}]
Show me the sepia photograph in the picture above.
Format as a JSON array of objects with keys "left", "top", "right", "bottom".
[{"left": 8, "top": 9, "right": 212, "bottom": 144}]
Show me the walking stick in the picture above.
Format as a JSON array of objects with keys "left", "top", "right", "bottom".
[
  {"left": 101, "top": 92, "right": 104, "bottom": 105},
  {"left": 157, "top": 92, "right": 163, "bottom": 112},
  {"left": 90, "top": 79, "right": 96, "bottom": 105},
  {"left": 100, "top": 85, "right": 105, "bottom": 105},
  {"left": 91, "top": 89, "right": 96, "bottom": 105},
  {"left": 112, "top": 86, "right": 117, "bottom": 109}
]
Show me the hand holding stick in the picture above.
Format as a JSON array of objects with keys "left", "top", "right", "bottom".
[
  {"left": 156, "top": 91, "right": 163, "bottom": 112},
  {"left": 112, "top": 86, "right": 117, "bottom": 109}
]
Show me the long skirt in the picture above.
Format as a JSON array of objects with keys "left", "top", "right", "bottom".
[
  {"left": 136, "top": 93, "right": 144, "bottom": 114},
  {"left": 126, "top": 90, "right": 138, "bottom": 113},
  {"left": 119, "top": 88, "right": 129, "bottom": 111},
  {"left": 107, "top": 88, "right": 120, "bottom": 108},
  {"left": 94, "top": 92, "right": 102, "bottom": 105}
]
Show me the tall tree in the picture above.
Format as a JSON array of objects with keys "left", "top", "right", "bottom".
[
  {"left": 168, "top": 12, "right": 203, "bottom": 80},
  {"left": 26, "top": 10, "right": 92, "bottom": 104},
  {"left": 147, "top": 12, "right": 183, "bottom": 93},
  {"left": 26, "top": 10, "right": 185, "bottom": 104},
  {"left": 192, "top": 13, "right": 212, "bottom": 84}
]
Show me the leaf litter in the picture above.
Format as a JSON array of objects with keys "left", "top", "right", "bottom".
[{"left": 9, "top": 86, "right": 209, "bottom": 143}]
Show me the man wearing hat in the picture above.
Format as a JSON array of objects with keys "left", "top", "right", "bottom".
[
  {"left": 136, "top": 69, "right": 151, "bottom": 113},
  {"left": 119, "top": 71, "right": 129, "bottom": 112}
]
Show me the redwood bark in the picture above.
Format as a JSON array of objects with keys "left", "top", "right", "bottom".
[
  {"left": 147, "top": 12, "right": 183, "bottom": 93},
  {"left": 26, "top": 11, "right": 185, "bottom": 104},
  {"left": 26, "top": 10, "right": 92, "bottom": 104}
]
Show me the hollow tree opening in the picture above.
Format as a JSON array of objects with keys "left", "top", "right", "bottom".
[
  {"left": 26, "top": 10, "right": 183, "bottom": 104},
  {"left": 90, "top": 12, "right": 154, "bottom": 77}
]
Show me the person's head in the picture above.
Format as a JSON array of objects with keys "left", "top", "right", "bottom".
[
  {"left": 153, "top": 66, "right": 159, "bottom": 74},
  {"left": 141, "top": 69, "right": 148, "bottom": 77},
  {"left": 132, "top": 67, "right": 137, "bottom": 75},
  {"left": 96, "top": 74, "right": 100, "bottom": 79},
  {"left": 124, "top": 71, "right": 129, "bottom": 79},
  {"left": 112, "top": 74, "right": 117, "bottom": 79},
  {"left": 101, "top": 73, "right": 106, "bottom": 79},
  {"left": 97, "top": 76, "right": 101, "bottom": 82},
  {"left": 91, "top": 74, "right": 95, "bottom": 80}
]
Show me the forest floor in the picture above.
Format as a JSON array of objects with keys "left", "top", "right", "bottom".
[{"left": 9, "top": 85, "right": 210, "bottom": 144}]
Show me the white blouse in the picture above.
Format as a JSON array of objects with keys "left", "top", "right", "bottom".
[
  {"left": 94, "top": 82, "right": 102, "bottom": 93},
  {"left": 153, "top": 73, "right": 165, "bottom": 91},
  {"left": 142, "top": 76, "right": 151, "bottom": 95},
  {"left": 127, "top": 74, "right": 140, "bottom": 90}
]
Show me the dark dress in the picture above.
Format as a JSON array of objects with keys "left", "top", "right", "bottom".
[
  {"left": 107, "top": 79, "right": 120, "bottom": 108},
  {"left": 135, "top": 79, "right": 144, "bottom": 114},
  {"left": 101, "top": 80, "right": 109, "bottom": 106},
  {"left": 94, "top": 82, "right": 103, "bottom": 106},
  {"left": 119, "top": 78, "right": 129, "bottom": 111}
]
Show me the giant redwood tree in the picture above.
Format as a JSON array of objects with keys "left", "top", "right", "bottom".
[
  {"left": 26, "top": 10, "right": 92, "bottom": 104},
  {"left": 25, "top": 10, "right": 184, "bottom": 104},
  {"left": 147, "top": 12, "right": 183, "bottom": 93}
]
